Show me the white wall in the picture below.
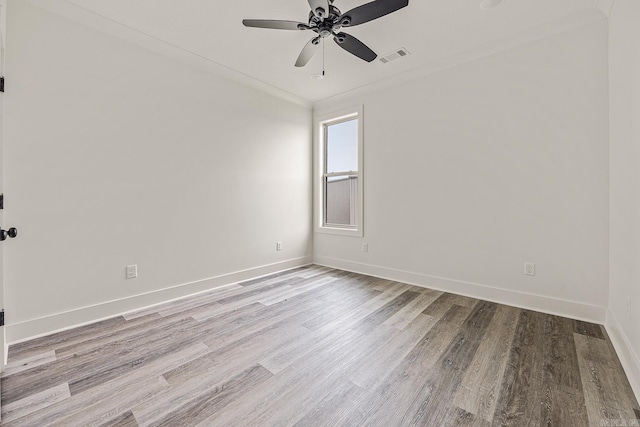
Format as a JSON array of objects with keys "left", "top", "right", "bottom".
[
  {"left": 608, "top": 0, "right": 640, "bottom": 400},
  {"left": 3, "top": 1, "right": 312, "bottom": 342},
  {"left": 314, "top": 20, "right": 610, "bottom": 322}
]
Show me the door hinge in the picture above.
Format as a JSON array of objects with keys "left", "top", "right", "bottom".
[
  {"left": 0, "top": 310, "right": 4, "bottom": 327},
  {"left": 0, "top": 77, "right": 4, "bottom": 92},
  {"left": 0, "top": 193, "right": 3, "bottom": 209}
]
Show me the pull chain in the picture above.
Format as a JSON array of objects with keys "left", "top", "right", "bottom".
[{"left": 322, "top": 37, "right": 325, "bottom": 77}]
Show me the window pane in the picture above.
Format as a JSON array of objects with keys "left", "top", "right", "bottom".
[
  {"left": 325, "top": 176, "right": 358, "bottom": 226},
  {"left": 326, "top": 119, "right": 358, "bottom": 173}
]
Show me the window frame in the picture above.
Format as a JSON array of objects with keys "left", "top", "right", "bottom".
[{"left": 314, "top": 105, "right": 364, "bottom": 237}]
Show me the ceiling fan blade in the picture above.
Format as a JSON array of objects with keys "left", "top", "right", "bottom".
[
  {"left": 295, "top": 37, "right": 321, "bottom": 67},
  {"left": 308, "top": 0, "right": 330, "bottom": 18},
  {"left": 337, "top": 0, "right": 409, "bottom": 27},
  {"left": 334, "top": 33, "right": 377, "bottom": 62},
  {"left": 242, "top": 19, "right": 308, "bottom": 30}
]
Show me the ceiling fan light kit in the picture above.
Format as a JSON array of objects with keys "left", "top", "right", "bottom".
[{"left": 243, "top": 0, "right": 409, "bottom": 68}]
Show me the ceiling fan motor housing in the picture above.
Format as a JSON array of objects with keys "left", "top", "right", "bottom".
[
  {"left": 243, "top": 0, "right": 410, "bottom": 66},
  {"left": 308, "top": 4, "right": 348, "bottom": 33}
]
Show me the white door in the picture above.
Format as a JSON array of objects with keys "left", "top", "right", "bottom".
[{"left": 0, "top": 0, "right": 7, "bottom": 385}]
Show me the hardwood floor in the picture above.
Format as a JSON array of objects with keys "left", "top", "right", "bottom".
[{"left": 1, "top": 266, "right": 638, "bottom": 426}]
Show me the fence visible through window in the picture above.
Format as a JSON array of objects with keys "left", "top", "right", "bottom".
[{"left": 325, "top": 176, "right": 358, "bottom": 226}]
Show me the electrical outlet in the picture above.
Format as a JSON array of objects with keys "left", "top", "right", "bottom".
[
  {"left": 126, "top": 265, "right": 138, "bottom": 279},
  {"left": 524, "top": 262, "right": 535, "bottom": 276},
  {"left": 362, "top": 243, "right": 369, "bottom": 252},
  {"left": 276, "top": 241, "right": 282, "bottom": 252}
]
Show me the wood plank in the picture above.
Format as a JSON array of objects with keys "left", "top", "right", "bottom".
[
  {"left": 238, "top": 267, "right": 310, "bottom": 286},
  {"left": 544, "top": 315, "right": 584, "bottom": 389},
  {"left": 7, "top": 317, "right": 127, "bottom": 361},
  {"left": 339, "top": 304, "right": 473, "bottom": 426},
  {"left": 257, "top": 276, "right": 338, "bottom": 306},
  {"left": 257, "top": 323, "right": 348, "bottom": 375},
  {"left": 454, "top": 304, "right": 519, "bottom": 422},
  {"left": 383, "top": 289, "right": 443, "bottom": 330},
  {"left": 67, "top": 317, "right": 203, "bottom": 396},
  {"left": 290, "top": 380, "right": 367, "bottom": 427},
  {"left": 299, "top": 286, "right": 382, "bottom": 331},
  {"left": 370, "top": 277, "right": 397, "bottom": 291},
  {"left": 492, "top": 309, "right": 547, "bottom": 426},
  {"left": 103, "top": 411, "right": 139, "bottom": 427},
  {"left": 573, "top": 319, "right": 606, "bottom": 340},
  {"left": 402, "top": 301, "right": 498, "bottom": 426},
  {"left": 2, "top": 343, "right": 210, "bottom": 427},
  {"left": 201, "top": 301, "right": 323, "bottom": 350},
  {"left": 189, "top": 282, "right": 317, "bottom": 322},
  {"left": 258, "top": 283, "right": 413, "bottom": 375},
  {"left": 540, "top": 315, "right": 590, "bottom": 426},
  {"left": 124, "top": 285, "right": 243, "bottom": 320},
  {"left": 348, "top": 313, "right": 438, "bottom": 389},
  {"left": 242, "top": 373, "right": 349, "bottom": 426},
  {"left": 134, "top": 365, "right": 273, "bottom": 427},
  {"left": 50, "top": 376, "right": 170, "bottom": 427},
  {"left": 422, "top": 292, "right": 478, "bottom": 318},
  {"left": 296, "top": 266, "right": 335, "bottom": 278},
  {"left": 237, "top": 322, "right": 398, "bottom": 426},
  {"left": 0, "top": 383, "right": 71, "bottom": 423},
  {"left": 352, "top": 290, "right": 421, "bottom": 334},
  {"left": 2, "top": 351, "right": 57, "bottom": 377},
  {"left": 195, "top": 328, "right": 364, "bottom": 426},
  {"left": 216, "top": 281, "right": 292, "bottom": 305},
  {"left": 574, "top": 333, "right": 640, "bottom": 426},
  {"left": 318, "top": 282, "right": 415, "bottom": 331},
  {"left": 53, "top": 312, "right": 203, "bottom": 359},
  {"left": 2, "top": 317, "right": 199, "bottom": 405},
  {"left": 541, "top": 384, "right": 590, "bottom": 427},
  {"left": 447, "top": 407, "right": 491, "bottom": 427},
  {"left": 162, "top": 323, "right": 308, "bottom": 388}
]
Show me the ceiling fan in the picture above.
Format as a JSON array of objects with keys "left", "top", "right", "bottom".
[{"left": 242, "top": 0, "right": 409, "bottom": 67}]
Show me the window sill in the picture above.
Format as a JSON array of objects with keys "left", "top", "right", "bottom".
[{"left": 316, "top": 226, "right": 363, "bottom": 238}]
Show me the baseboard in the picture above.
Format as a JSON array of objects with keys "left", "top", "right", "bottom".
[
  {"left": 605, "top": 309, "right": 640, "bottom": 402},
  {"left": 314, "top": 256, "right": 607, "bottom": 324},
  {"left": 6, "top": 256, "right": 312, "bottom": 345}
]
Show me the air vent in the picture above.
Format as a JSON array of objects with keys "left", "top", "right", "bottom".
[{"left": 379, "top": 48, "right": 410, "bottom": 64}]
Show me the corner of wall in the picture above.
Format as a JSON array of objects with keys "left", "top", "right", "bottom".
[
  {"left": 6, "top": 256, "right": 312, "bottom": 345},
  {"left": 595, "top": 0, "right": 615, "bottom": 17},
  {"left": 315, "top": 256, "right": 608, "bottom": 324},
  {"left": 605, "top": 308, "right": 640, "bottom": 401}
]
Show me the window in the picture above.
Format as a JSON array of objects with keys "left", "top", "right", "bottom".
[{"left": 315, "top": 106, "right": 363, "bottom": 236}]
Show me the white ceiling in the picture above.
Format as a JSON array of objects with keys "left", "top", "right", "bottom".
[{"left": 52, "top": 0, "right": 605, "bottom": 103}]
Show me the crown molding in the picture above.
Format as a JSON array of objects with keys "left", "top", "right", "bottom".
[
  {"left": 313, "top": 8, "right": 607, "bottom": 110},
  {"left": 20, "top": 0, "right": 606, "bottom": 112},
  {"left": 22, "top": 0, "right": 312, "bottom": 109}
]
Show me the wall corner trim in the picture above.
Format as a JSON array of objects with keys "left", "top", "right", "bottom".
[
  {"left": 314, "top": 256, "right": 608, "bottom": 324},
  {"left": 605, "top": 308, "right": 640, "bottom": 403},
  {"left": 6, "top": 256, "right": 312, "bottom": 345}
]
